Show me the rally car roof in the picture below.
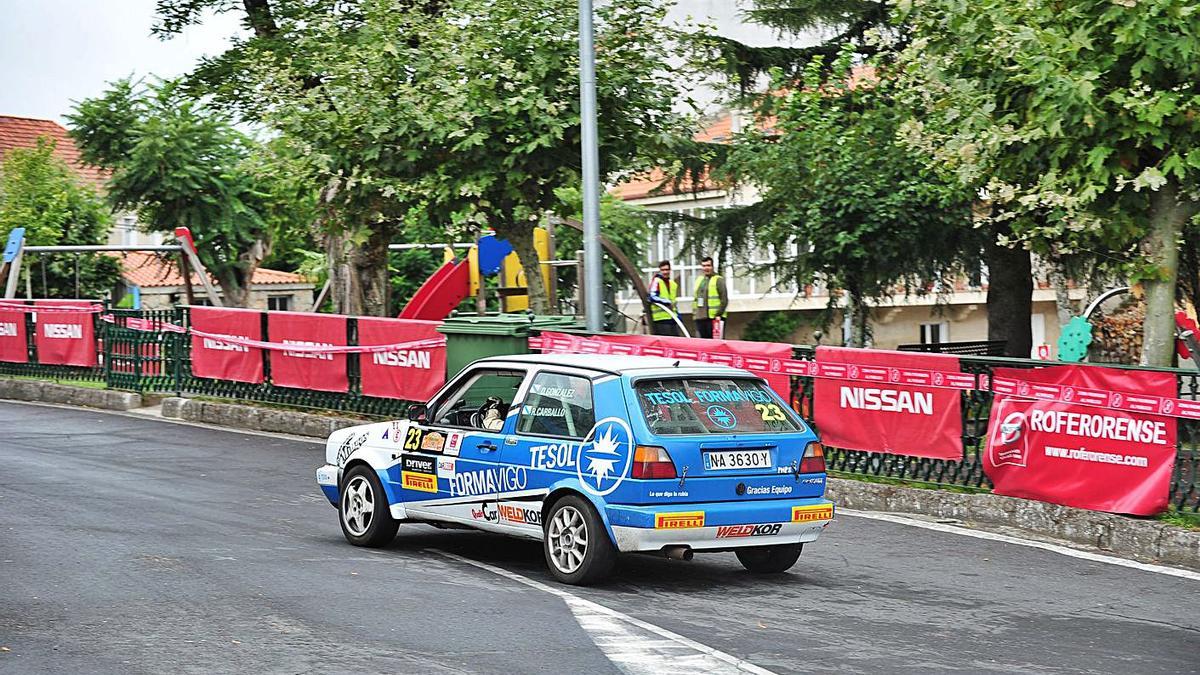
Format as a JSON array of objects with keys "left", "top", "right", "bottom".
[{"left": 476, "top": 352, "right": 748, "bottom": 377}]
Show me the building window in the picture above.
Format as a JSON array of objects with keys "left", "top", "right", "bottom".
[
  {"left": 268, "top": 295, "right": 292, "bottom": 311},
  {"left": 920, "top": 322, "right": 950, "bottom": 344}
]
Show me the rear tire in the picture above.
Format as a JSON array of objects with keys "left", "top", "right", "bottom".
[
  {"left": 543, "top": 495, "right": 617, "bottom": 585},
  {"left": 736, "top": 543, "right": 803, "bottom": 574},
  {"left": 338, "top": 465, "right": 399, "bottom": 547}
]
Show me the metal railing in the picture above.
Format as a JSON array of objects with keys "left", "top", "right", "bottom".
[{"left": 102, "top": 306, "right": 418, "bottom": 418}]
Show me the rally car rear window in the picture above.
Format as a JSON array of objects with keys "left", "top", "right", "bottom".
[{"left": 634, "top": 378, "right": 801, "bottom": 435}]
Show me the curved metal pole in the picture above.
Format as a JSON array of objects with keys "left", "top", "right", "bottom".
[
  {"left": 559, "top": 217, "right": 653, "bottom": 323},
  {"left": 1082, "top": 286, "right": 1130, "bottom": 320}
]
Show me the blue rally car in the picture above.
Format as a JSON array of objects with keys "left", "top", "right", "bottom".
[{"left": 316, "top": 354, "right": 834, "bottom": 585}]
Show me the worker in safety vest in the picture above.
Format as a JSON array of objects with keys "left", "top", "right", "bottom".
[
  {"left": 647, "top": 259, "right": 680, "bottom": 336},
  {"left": 693, "top": 255, "right": 728, "bottom": 339}
]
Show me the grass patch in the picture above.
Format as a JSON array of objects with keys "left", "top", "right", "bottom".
[
  {"left": 1, "top": 374, "right": 109, "bottom": 389},
  {"left": 827, "top": 471, "right": 991, "bottom": 495},
  {"left": 1158, "top": 511, "right": 1200, "bottom": 531}
]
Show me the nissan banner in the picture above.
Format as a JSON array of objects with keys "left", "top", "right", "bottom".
[
  {"left": 813, "top": 346, "right": 963, "bottom": 459},
  {"left": 0, "top": 308, "right": 27, "bottom": 363},
  {"left": 190, "top": 306, "right": 264, "bottom": 384},
  {"left": 33, "top": 301, "right": 97, "bottom": 367},
  {"left": 984, "top": 365, "right": 1177, "bottom": 515},
  {"left": 358, "top": 318, "right": 445, "bottom": 400},
  {"left": 268, "top": 312, "right": 349, "bottom": 393}
]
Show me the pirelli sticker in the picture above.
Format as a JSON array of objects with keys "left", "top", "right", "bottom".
[
  {"left": 791, "top": 504, "right": 834, "bottom": 523},
  {"left": 654, "top": 511, "right": 705, "bottom": 529},
  {"left": 401, "top": 471, "right": 438, "bottom": 493}
]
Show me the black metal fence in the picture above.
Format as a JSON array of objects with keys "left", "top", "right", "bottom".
[
  {"left": 3, "top": 307, "right": 1196, "bottom": 514},
  {"left": 103, "top": 306, "right": 418, "bottom": 417},
  {"left": 790, "top": 347, "right": 1200, "bottom": 513}
]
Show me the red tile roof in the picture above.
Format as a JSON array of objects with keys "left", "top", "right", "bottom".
[
  {"left": 610, "top": 115, "right": 736, "bottom": 201},
  {"left": 114, "top": 251, "right": 309, "bottom": 289},
  {"left": 0, "top": 115, "right": 107, "bottom": 190}
]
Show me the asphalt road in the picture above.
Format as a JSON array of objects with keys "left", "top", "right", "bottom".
[{"left": 1, "top": 400, "right": 1196, "bottom": 674}]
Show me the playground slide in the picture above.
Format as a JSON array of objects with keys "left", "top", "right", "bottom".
[{"left": 398, "top": 258, "right": 471, "bottom": 321}]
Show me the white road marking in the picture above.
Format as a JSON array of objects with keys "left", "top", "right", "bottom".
[
  {"left": 431, "top": 550, "right": 776, "bottom": 675},
  {"left": 840, "top": 509, "right": 1200, "bottom": 582}
]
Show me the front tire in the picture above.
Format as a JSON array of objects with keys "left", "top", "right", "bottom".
[
  {"left": 543, "top": 495, "right": 616, "bottom": 585},
  {"left": 736, "top": 543, "right": 803, "bottom": 574},
  {"left": 339, "top": 465, "right": 399, "bottom": 547}
]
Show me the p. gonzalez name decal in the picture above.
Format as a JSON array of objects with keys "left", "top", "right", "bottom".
[
  {"left": 839, "top": 386, "right": 933, "bottom": 415},
  {"left": 654, "top": 511, "right": 705, "bottom": 529},
  {"left": 716, "top": 523, "right": 783, "bottom": 539},
  {"left": 791, "top": 504, "right": 834, "bottom": 523}
]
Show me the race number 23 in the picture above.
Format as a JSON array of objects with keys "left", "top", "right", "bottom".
[
  {"left": 755, "top": 403, "right": 786, "bottom": 422},
  {"left": 404, "top": 427, "right": 424, "bottom": 451}
]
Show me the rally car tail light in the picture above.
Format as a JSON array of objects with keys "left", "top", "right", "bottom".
[
  {"left": 800, "top": 442, "right": 826, "bottom": 474},
  {"left": 632, "top": 445, "right": 677, "bottom": 479}
]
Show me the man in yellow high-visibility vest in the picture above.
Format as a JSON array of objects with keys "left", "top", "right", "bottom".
[
  {"left": 647, "top": 260, "right": 680, "bottom": 336},
  {"left": 693, "top": 256, "right": 728, "bottom": 339}
]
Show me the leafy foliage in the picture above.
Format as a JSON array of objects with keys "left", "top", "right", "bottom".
[
  {"left": 67, "top": 78, "right": 311, "bottom": 306},
  {"left": 708, "top": 52, "right": 976, "bottom": 344},
  {"left": 0, "top": 140, "right": 121, "bottom": 298},
  {"left": 894, "top": 0, "right": 1200, "bottom": 364}
]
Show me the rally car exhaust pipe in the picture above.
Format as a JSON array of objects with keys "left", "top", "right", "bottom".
[{"left": 662, "top": 546, "right": 693, "bottom": 561}]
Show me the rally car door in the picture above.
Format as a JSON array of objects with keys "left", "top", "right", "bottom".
[
  {"left": 497, "top": 369, "right": 597, "bottom": 536},
  {"left": 400, "top": 366, "right": 527, "bottom": 529}
]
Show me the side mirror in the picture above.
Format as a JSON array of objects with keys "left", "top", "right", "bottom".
[{"left": 407, "top": 403, "right": 428, "bottom": 422}]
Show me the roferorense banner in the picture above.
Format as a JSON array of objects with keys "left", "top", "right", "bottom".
[
  {"left": 984, "top": 365, "right": 1177, "bottom": 515},
  {"left": 33, "top": 300, "right": 96, "bottom": 367},
  {"left": 813, "top": 346, "right": 963, "bottom": 459},
  {"left": 190, "top": 306, "right": 264, "bottom": 384},
  {"left": 358, "top": 318, "right": 445, "bottom": 401},
  {"left": 535, "top": 331, "right": 792, "bottom": 398},
  {"left": 267, "top": 312, "right": 349, "bottom": 393},
  {"left": 0, "top": 309, "right": 27, "bottom": 363}
]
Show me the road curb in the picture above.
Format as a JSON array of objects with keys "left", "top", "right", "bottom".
[
  {"left": 828, "top": 477, "right": 1199, "bottom": 570},
  {"left": 160, "top": 396, "right": 361, "bottom": 438},
  {"left": 0, "top": 378, "right": 142, "bottom": 411}
]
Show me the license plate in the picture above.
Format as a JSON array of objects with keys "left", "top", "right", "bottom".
[{"left": 703, "top": 449, "right": 772, "bottom": 471}]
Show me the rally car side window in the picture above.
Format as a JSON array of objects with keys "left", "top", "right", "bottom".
[
  {"left": 516, "top": 371, "right": 595, "bottom": 439},
  {"left": 433, "top": 368, "right": 526, "bottom": 430}
]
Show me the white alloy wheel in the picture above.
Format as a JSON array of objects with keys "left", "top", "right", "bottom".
[
  {"left": 547, "top": 505, "right": 588, "bottom": 574},
  {"left": 341, "top": 474, "right": 375, "bottom": 536}
]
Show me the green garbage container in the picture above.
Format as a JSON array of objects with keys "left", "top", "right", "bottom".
[{"left": 437, "top": 314, "right": 586, "bottom": 378}]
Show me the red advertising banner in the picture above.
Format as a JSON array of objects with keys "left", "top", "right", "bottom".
[
  {"left": 33, "top": 301, "right": 97, "bottom": 367},
  {"left": 0, "top": 309, "right": 27, "bottom": 363},
  {"left": 267, "top": 312, "right": 349, "bottom": 393},
  {"left": 190, "top": 306, "right": 264, "bottom": 384},
  {"left": 358, "top": 318, "right": 445, "bottom": 401},
  {"left": 984, "top": 365, "right": 1177, "bottom": 515},
  {"left": 535, "top": 331, "right": 792, "bottom": 397},
  {"left": 813, "top": 346, "right": 963, "bottom": 459}
]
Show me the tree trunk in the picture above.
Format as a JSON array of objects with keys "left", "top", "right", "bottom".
[
  {"left": 325, "top": 227, "right": 392, "bottom": 316},
  {"left": 1140, "top": 183, "right": 1197, "bottom": 367},
  {"left": 501, "top": 222, "right": 549, "bottom": 314},
  {"left": 986, "top": 226, "right": 1033, "bottom": 358},
  {"left": 843, "top": 289, "right": 869, "bottom": 348},
  {"left": 1048, "top": 260, "right": 1073, "bottom": 327}
]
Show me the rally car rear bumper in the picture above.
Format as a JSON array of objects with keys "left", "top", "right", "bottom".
[{"left": 605, "top": 497, "right": 834, "bottom": 553}]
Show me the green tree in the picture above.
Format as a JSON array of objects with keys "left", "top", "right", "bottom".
[
  {"left": 707, "top": 53, "right": 976, "bottom": 346},
  {"left": 152, "top": 0, "right": 692, "bottom": 315},
  {"left": 896, "top": 0, "right": 1200, "bottom": 366},
  {"left": 0, "top": 139, "right": 121, "bottom": 298},
  {"left": 68, "top": 78, "right": 308, "bottom": 307}
]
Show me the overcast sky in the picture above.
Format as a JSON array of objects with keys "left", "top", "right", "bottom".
[{"left": 0, "top": 0, "right": 802, "bottom": 123}]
